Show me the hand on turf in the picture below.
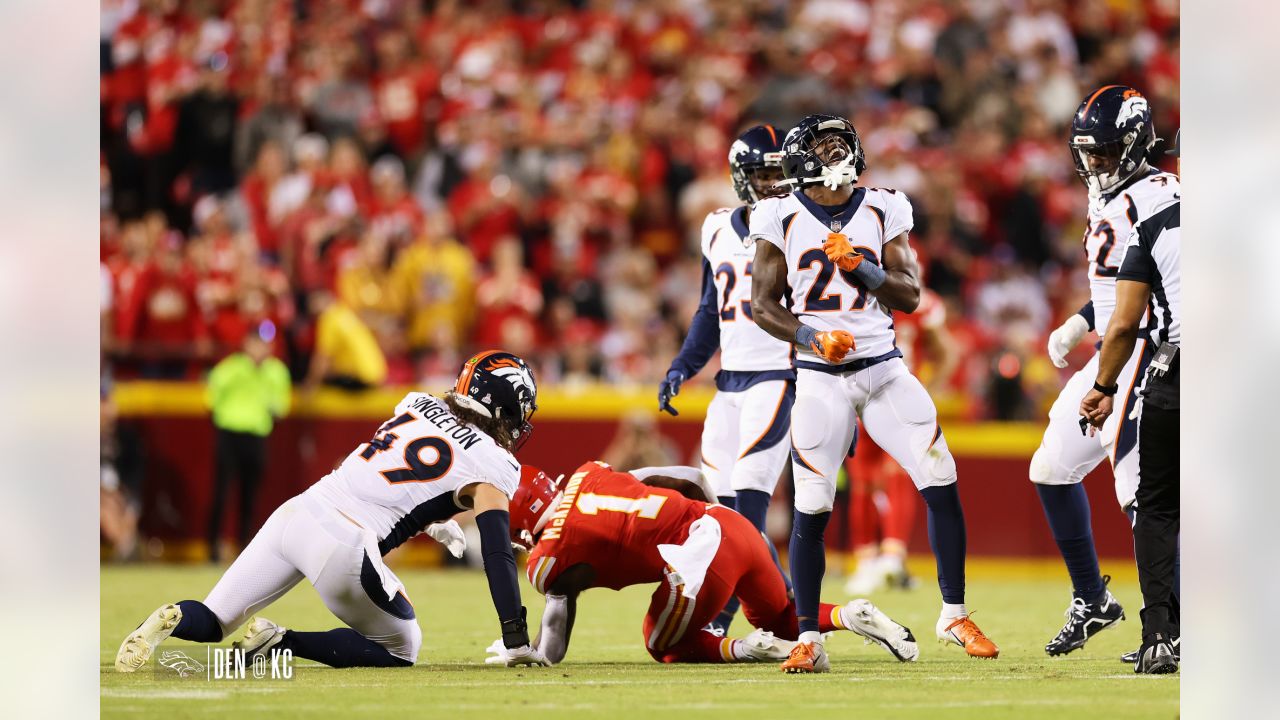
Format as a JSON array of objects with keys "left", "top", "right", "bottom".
[
  {"left": 822, "top": 233, "right": 863, "bottom": 272},
  {"left": 811, "top": 330, "right": 855, "bottom": 363},
  {"left": 658, "top": 370, "right": 684, "bottom": 416},
  {"left": 425, "top": 519, "right": 466, "bottom": 558},
  {"left": 1079, "top": 389, "right": 1113, "bottom": 435}
]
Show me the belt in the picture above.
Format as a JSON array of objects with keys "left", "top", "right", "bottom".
[{"left": 795, "top": 348, "right": 902, "bottom": 375}]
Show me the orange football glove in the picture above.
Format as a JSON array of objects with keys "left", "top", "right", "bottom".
[
  {"left": 811, "top": 330, "right": 855, "bottom": 363},
  {"left": 823, "top": 233, "right": 864, "bottom": 272}
]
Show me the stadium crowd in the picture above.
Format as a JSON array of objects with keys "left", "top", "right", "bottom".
[{"left": 100, "top": 0, "right": 1179, "bottom": 421}]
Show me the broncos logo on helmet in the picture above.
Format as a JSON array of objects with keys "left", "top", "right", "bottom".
[
  {"left": 451, "top": 350, "right": 538, "bottom": 450},
  {"left": 1069, "top": 85, "right": 1158, "bottom": 198}
]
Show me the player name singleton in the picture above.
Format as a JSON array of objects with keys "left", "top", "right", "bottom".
[{"left": 411, "top": 395, "right": 484, "bottom": 450}]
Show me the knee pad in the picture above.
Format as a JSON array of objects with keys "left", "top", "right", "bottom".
[
  {"left": 793, "top": 474, "right": 835, "bottom": 514},
  {"left": 1028, "top": 443, "right": 1079, "bottom": 486},
  {"left": 389, "top": 621, "right": 422, "bottom": 664},
  {"left": 914, "top": 437, "right": 956, "bottom": 489}
]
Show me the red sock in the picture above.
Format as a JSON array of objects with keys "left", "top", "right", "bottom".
[
  {"left": 651, "top": 628, "right": 739, "bottom": 663},
  {"left": 849, "top": 472, "right": 879, "bottom": 550},
  {"left": 817, "top": 602, "right": 843, "bottom": 633}
]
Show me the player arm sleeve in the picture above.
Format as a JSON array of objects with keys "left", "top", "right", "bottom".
[
  {"left": 475, "top": 509, "right": 531, "bottom": 648},
  {"left": 1075, "top": 301, "right": 1096, "bottom": 332},
  {"left": 668, "top": 259, "right": 721, "bottom": 379},
  {"left": 1118, "top": 220, "right": 1160, "bottom": 284},
  {"left": 534, "top": 593, "right": 576, "bottom": 664}
]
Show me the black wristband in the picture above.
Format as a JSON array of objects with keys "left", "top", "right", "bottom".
[
  {"left": 1093, "top": 381, "right": 1119, "bottom": 397},
  {"left": 501, "top": 606, "right": 530, "bottom": 649}
]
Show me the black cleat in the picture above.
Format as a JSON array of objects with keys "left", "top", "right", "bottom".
[
  {"left": 1134, "top": 633, "right": 1179, "bottom": 674},
  {"left": 1122, "top": 635, "right": 1178, "bottom": 664},
  {"left": 1045, "top": 578, "right": 1125, "bottom": 656}
]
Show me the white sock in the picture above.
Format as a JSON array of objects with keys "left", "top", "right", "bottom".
[
  {"left": 799, "top": 630, "right": 823, "bottom": 645},
  {"left": 941, "top": 603, "right": 967, "bottom": 619},
  {"left": 729, "top": 639, "right": 751, "bottom": 662}
]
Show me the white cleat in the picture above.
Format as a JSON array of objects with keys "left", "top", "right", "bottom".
[
  {"left": 739, "top": 629, "right": 799, "bottom": 662},
  {"left": 233, "top": 617, "right": 287, "bottom": 660},
  {"left": 841, "top": 599, "right": 919, "bottom": 662},
  {"left": 844, "top": 558, "right": 889, "bottom": 596},
  {"left": 115, "top": 603, "right": 182, "bottom": 672}
]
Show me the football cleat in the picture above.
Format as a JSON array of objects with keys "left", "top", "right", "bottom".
[
  {"left": 739, "top": 629, "right": 798, "bottom": 662},
  {"left": 115, "top": 603, "right": 182, "bottom": 672},
  {"left": 936, "top": 614, "right": 999, "bottom": 659},
  {"left": 781, "top": 640, "right": 830, "bottom": 673},
  {"left": 233, "top": 617, "right": 287, "bottom": 661},
  {"left": 1122, "top": 634, "right": 1178, "bottom": 664},
  {"left": 844, "top": 558, "right": 888, "bottom": 596},
  {"left": 841, "top": 599, "right": 918, "bottom": 662},
  {"left": 1045, "top": 584, "right": 1126, "bottom": 656},
  {"left": 1134, "top": 633, "right": 1179, "bottom": 674}
]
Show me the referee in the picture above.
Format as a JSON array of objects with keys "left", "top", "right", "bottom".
[{"left": 1080, "top": 130, "right": 1181, "bottom": 674}]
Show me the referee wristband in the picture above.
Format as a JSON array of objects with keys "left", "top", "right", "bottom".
[{"left": 1093, "top": 381, "right": 1119, "bottom": 397}]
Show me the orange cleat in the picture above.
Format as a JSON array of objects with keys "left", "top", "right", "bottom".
[
  {"left": 937, "top": 615, "right": 999, "bottom": 659},
  {"left": 780, "top": 641, "right": 830, "bottom": 673}
]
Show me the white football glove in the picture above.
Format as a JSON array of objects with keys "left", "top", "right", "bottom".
[
  {"left": 484, "top": 638, "right": 551, "bottom": 667},
  {"left": 425, "top": 520, "right": 466, "bottom": 558},
  {"left": 1047, "top": 314, "right": 1090, "bottom": 369}
]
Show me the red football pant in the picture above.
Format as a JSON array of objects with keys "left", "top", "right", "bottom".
[
  {"left": 643, "top": 506, "right": 841, "bottom": 663},
  {"left": 845, "top": 435, "right": 917, "bottom": 551}
]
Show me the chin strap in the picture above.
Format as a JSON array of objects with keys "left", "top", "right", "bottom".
[{"left": 818, "top": 155, "right": 859, "bottom": 190}]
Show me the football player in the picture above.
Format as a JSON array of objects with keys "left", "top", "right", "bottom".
[
  {"left": 658, "top": 124, "right": 795, "bottom": 633},
  {"left": 1031, "top": 86, "right": 1179, "bottom": 657},
  {"left": 489, "top": 462, "right": 917, "bottom": 668},
  {"left": 749, "top": 114, "right": 999, "bottom": 671},
  {"left": 115, "top": 351, "right": 549, "bottom": 670}
]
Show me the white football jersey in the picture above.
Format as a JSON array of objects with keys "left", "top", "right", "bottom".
[
  {"left": 749, "top": 187, "right": 914, "bottom": 363},
  {"left": 1083, "top": 169, "right": 1180, "bottom": 337},
  {"left": 701, "top": 206, "right": 793, "bottom": 371},
  {"left": 307, "top": 392, "right": 520, "bottom": 554}
]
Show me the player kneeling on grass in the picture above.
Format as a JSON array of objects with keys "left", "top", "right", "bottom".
[
  {"left": 116, "top": 351, "right": 551, "bottom": 671},
  {"left": 485, "top": 461, "right": 917, "bottom": 669}
]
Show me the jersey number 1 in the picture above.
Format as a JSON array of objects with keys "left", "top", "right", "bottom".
[{"left": 360, "top": 413, "right": 454, "bottom": 484}]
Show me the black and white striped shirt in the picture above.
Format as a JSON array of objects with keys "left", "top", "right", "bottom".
[{"left": 1118, "top": 201, "right": 1180, "bottom": 345}]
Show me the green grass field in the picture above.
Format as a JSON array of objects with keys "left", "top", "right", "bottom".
[{"left": 101, "top": 560, "right": 1178, "bottom": 719}]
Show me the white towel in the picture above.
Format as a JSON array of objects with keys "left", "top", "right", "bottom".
[{"left": 657, "top": 515, "right": 723, "bottom": 599}]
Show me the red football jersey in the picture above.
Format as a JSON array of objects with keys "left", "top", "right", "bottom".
[{"left": 526, "top": 461, "right": 709, "bottom": 594}]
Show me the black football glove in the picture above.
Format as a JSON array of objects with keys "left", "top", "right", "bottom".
[{"left": 658, "top": 370, "right": 685, "bottom": 416}]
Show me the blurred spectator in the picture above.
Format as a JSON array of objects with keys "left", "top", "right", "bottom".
[
  {"left": 305, "top": 289, "right": 387, "bottom": 391},
  {"left": 205, "top": 328, "right": 291, "bottom": 562},
  {"left": 391, "top": 213, "right": 476, "bottom": 365},
  {"left": 473, "top": 237, "right": 543, "bottom": 349},
  {"left": 602, "top": 412, "right": 680, "bottom": 471},
  {"left": 97, "top": 0, "right": 1178, "bottom": 419},
  {"left": 100, "top": 384, "right": 139, "bottom": 561}
]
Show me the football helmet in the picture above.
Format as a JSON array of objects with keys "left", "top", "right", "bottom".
[
  {"left": 780, "top": 114, "right": 866, "bottom": 191},
  {"left": 729, "top": 124, "right": 787, "bottom": 203},
  {"left": 509, "top": 465, "right": 563, "bottom": 550},
  {"left": 450, "top": 350, "right": 538, "bottom": 450},
  {"left": 1069, "top": 85, "right": 1158, "bottom": 197}
]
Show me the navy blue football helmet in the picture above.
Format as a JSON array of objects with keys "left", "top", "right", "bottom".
[
  {"left": 729, "top": 124, "right": 787, "bottom": 203},
  {"left": 452, "top": 350, "right": 538, "bottom": 450},
  {"left": 780, "top": 114, "right": 866, "bottom": 191},
  {"left": 1069, "top": 85, "right": 1158, "bottom": 196}
]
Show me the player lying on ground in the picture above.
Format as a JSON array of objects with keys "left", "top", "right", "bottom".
[
  {"left": 749, "top": 114, "right": 998, "bottom": 671},
  {"left": 1031, "top": 85, "right": 1180, "bottom": 658},
  {"left": 116, "top": 351, "right": 550, "bottom": 670},
  {"left": 486, "top": 461, "right": 917, "bottom": 668}
]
